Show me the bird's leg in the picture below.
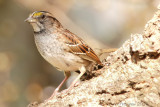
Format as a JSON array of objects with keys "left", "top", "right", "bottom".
[
  {"left": 66, "top": 66, "right": 86, "bottom": 92},
  {"left": 49, "top": 71, "right": 71, "bottom": 99}
]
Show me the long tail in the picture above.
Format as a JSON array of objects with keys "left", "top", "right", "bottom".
[{"left": 98, "top": 48, "right": 117, "bottom": 56}]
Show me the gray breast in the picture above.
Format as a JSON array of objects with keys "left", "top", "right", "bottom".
[
  {"left": 33, "top": 33, "right": 88, "bottom": 71},
  {"left": 34, "top": 33, "right": 64, "bottom": 56}
]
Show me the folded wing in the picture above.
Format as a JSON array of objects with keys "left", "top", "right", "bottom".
[{"left": 62, "top": 29, "right": 102, "bottom": 65}]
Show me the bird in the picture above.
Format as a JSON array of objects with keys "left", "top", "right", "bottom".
[{"left": 25, "top": 11, "right": 103, "bottom": 99}]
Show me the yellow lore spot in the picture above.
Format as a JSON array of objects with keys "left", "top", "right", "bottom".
[{"left": 33, "top": 12, "right": 43, "bottom": 17}]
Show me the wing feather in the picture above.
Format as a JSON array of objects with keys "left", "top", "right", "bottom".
[{"left": 62, "top": 29, "right": 102, "bottom": 64}]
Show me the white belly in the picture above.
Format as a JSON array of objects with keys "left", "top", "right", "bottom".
[
  {"left": 43, "top": 52, "right": 85, "bottom": 71},
  {"left": 34, "top": 34, "right": 86, "bottom": 71}
]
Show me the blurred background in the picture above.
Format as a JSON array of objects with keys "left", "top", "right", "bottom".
[{"left": 0, "top": 0, "right": 159, "bottom": 106}]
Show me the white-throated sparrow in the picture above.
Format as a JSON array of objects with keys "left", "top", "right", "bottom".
[{"left": 25, "top": 11, "right": 103, "bottom": 99}]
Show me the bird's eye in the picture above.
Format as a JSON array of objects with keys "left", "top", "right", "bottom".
[{"left": 41, "top": 15, "right": 45, "bottom": 19}]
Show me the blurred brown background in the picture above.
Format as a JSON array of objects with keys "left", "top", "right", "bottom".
[{"left": 0, "top": 0, "right": 159, "bottom": 106}]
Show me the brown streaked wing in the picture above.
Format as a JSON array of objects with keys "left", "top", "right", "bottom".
[{"left": 62, "top": 29, "right": 102, "bottom": 64}]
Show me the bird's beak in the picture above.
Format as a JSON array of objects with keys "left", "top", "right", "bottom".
[{"left": 25, "top": 16, "right": 36, "bottom": 23}]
